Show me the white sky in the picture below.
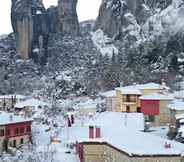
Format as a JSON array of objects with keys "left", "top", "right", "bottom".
[{"left": 0, "top": 0, "right": 101, "bottom": 35}]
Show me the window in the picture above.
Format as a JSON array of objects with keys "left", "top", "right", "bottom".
[
  {"left": 137, "top": 107, "right": 141, "bottom": 113},
  {"left": 26, "top": 126, "right": 31, "bottom": 132},
  {"left": 20, "top": 127, "right": 24, "bottom": 134},
  {"left": 145, "top": 115, "right": 155, "bottom": 122},
  {"left": 20, "top": 138, "right": 24, "bottom": 144},
  {"left": 6, "top": 129, "right": 10, "bottom": 136},
  {"left": 0, "top": 129, "right": 4, "bottom": 136},
  {"left": 13, "top": 140, "right": 16, "bottom": 147},
  {"left": 126, "top": 95, "right": 130, "bottom": 102},
  {"left": 15, "top": 128, "right": 19, "bottom": 135}
]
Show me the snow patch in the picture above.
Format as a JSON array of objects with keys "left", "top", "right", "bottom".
[{"left": 91, "top": 30, "right": 118, "bottom": 57}]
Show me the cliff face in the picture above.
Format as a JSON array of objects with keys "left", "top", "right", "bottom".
[
  {"left": 58, "top": 0, "right": 80, "bottom": 35},
  {"left": 95, "top": 0, "right": 172, "bottom": 37},
  {"left": 11, "top": 0, "right": 48, "bottom": 62},
  {"left": 11, "top": 0, "right": 34, "bottom": 59},
  {"left": 11, "top": 0, "right": 80, "bottom": 61}
]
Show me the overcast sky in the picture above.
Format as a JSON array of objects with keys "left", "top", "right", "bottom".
[{"left": 0, "top": 0, "right": 101, "bottom": 35}]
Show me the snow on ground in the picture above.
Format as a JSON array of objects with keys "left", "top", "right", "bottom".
[
  {"left": 148, "top": 126, "right": 169, "bottom": 138},
  {"left": 91, "top": 29, "right": 118, "bottom": 57}
]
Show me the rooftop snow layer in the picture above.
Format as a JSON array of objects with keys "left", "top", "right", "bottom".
[
  {"left": 0, "top": 94, "right": 27, "bottom": 99},
  {"left": 100, "top": 90, "right": 116, "bottom": 97},
  {"left": 74, "top": 99, "right": 104, "bottom": 110},
  {"left": 116, "top": 82, "right": 168, "bottom": 91},
  {"left": 168, "top": 99, "right": 184, "bottom": 110},
  {"left": 62, "top": 112, "right": 184, "bottom": 156},
  {"left": 116, "top": 87, "right": 142, "bottom": 95},
  {"left": 0, "top": 111, "right": 33, "bottom": 126},
  {"left": 15, "top": 98, "right": 49, "bottom": 109},
  {"left": 139, "top": 93, "right": 173, "bottom": 100}
]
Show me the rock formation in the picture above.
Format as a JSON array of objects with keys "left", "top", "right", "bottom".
[
  {"left": 95, "top": 0, "right": 150, "bottom": 37},
  {"left": 11, "top": 0, "right": 48, "bottom": 62},
  {"left": 11, "top": 0, "right": 80, "bottom": 61},
  {"left": 58, "top": 0, "right": 79, "bottom": 35},
  {"left": 95, "top": 0, "right": 172, "bottom": 37}
]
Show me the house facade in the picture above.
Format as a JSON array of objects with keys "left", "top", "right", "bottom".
[
  {"left": 80, "top": 142, "right": 182, "bottom": 162},
  {"left": 140, "top": 93, "right": 173, "bottom": 126},
  {"left": 0, "top": 112, "right": 32, "bottom": 152},
  {"left": 115, "top": 88, "right": 141, "bottom": 112},
  {"left": 100, "top": 90, "right": 116, "bottom": 112},
  {"left": 167, "top": 100, "right": 184, "bottom": 138},
  {"left": 103, "top": 82, "right": 167, "bottom": 113},
  {"left": 0, "top": 95, "right": 27, "bottom": 110}
]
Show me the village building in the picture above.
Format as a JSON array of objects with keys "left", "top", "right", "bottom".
[
  {"left": 0, "top": 112, "right": 32, "bottom": 152},
  {"left": 61, "top": 112, "right": 184, "bottom": 162},
  {"left": 140, "top": 93, "right": 173, "bottom": 126},
  {"left": 0, "top": 95, "right": 27, "bottom": 110},
  {"left": 14, "top": 98, "right": 49, "bottom": 116},
  {"left": 168, "top": 100, "right": 184, "bottom": 138},
  {"left": 74, "top": 99, "right": 104, "bottom": 116},
  {"left": 115, "top": 87, "right": 142, "bottom": 112},
  {"left": 100, "top": 90, "right": 116, "bottom": 111},
  {"left": 101, "top": 82, "right": 169, "bottom": 113}
]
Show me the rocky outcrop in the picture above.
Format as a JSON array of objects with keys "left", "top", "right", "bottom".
[
  {"left": 95, "top": 0, "right": 173, "bottom": 37},
  {"left": 11, "top": 0, "right": 48, "bottom": 62},
  {"left": 95, "top": 0, "right": 149, "bottom": 37},
  {"left": 46, "top": 6, "right": 59, "bottom": 33},
  {"left": 58, "top": 0, "right": 79, "bottom": 35}
]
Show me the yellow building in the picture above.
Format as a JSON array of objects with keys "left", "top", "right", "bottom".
[
  {"left": 115, "top": 88, "right": 142, "bottom": 112},
  {"left": 114, "top": 82, "right": 168, "bottom": 113}
]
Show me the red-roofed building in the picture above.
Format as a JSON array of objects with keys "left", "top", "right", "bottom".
[{"left": 0, "top": 112, "right": 32, "bottom": 152}]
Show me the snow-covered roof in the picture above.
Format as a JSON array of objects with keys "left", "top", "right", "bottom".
[
  {"left": 168, "top": 99, "right": 184, "bottom": 111},
  {"left": 74, "top": 99, "right": 104, "bottom": 110},
  {"left": 64, "top": 112, "right": 184, "bottom": 156},
  {"left": 0, "top": 94, "right": 27, "bottom": 99},
  {"left": 139, "top": 93, "right": 173, "bottom": 100},
  {"left": 138, "top": 82, "right": 163, "bottom": 90},
  {"left": 174, "top": 90, "right": 184, "bottom": 99},
  {"left": 15, "top": 98, "right": 49, "bottom": 109},
  {"left": 0, "top": 111, "right": 32, "bottom": 126},
  {"left": 116, "top": 82, "right": 168, "bottom": 92},
  {"left": 100, "top": 90, "right": 116, "bottom": 97},
  {"left": 176, "top": 114, "right": 184, "bottom": 120},
  {"left": 116, "top": 87, "right": 142, "bottom": 95}
]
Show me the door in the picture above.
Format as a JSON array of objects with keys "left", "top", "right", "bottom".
[{"left": 126, "top": 106, "right": 130, "bottom": 113}]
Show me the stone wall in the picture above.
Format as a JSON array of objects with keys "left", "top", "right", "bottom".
[{"left": 83, "top": 142, "right": 182, "bottom": 162}]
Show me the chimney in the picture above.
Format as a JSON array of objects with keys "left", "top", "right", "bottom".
[
  {"left": 71, "top": 114, "right": 74, "bottom": 124},
  {"left": 89, "top": 126, "right": 94, "bottom": 139},
  {"left": 95, "top": 127, "right": 101, "bottom": 138},
  {"left": 67, "top": 117, "right": 71, "bottom": 127},
  {"left": 164, "top": 142, "right": 171, "bottom": 149}
]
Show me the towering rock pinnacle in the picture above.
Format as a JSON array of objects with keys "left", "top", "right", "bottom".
[
  {"left": 11, "top": 0, "right": 48, "bottom": 62},
  {"left": 95, "top": 0, "right": 172, "bottom": 37},
  {"left": 95, "top": 0, "right": 150, "bottom": 37},
  {"left": 58, "top": 0, "right": 80, "bottom": 35}
]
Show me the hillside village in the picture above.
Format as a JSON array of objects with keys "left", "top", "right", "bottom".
[{"left": 0, "top": 81, "right": 184, "bottom": 161}]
